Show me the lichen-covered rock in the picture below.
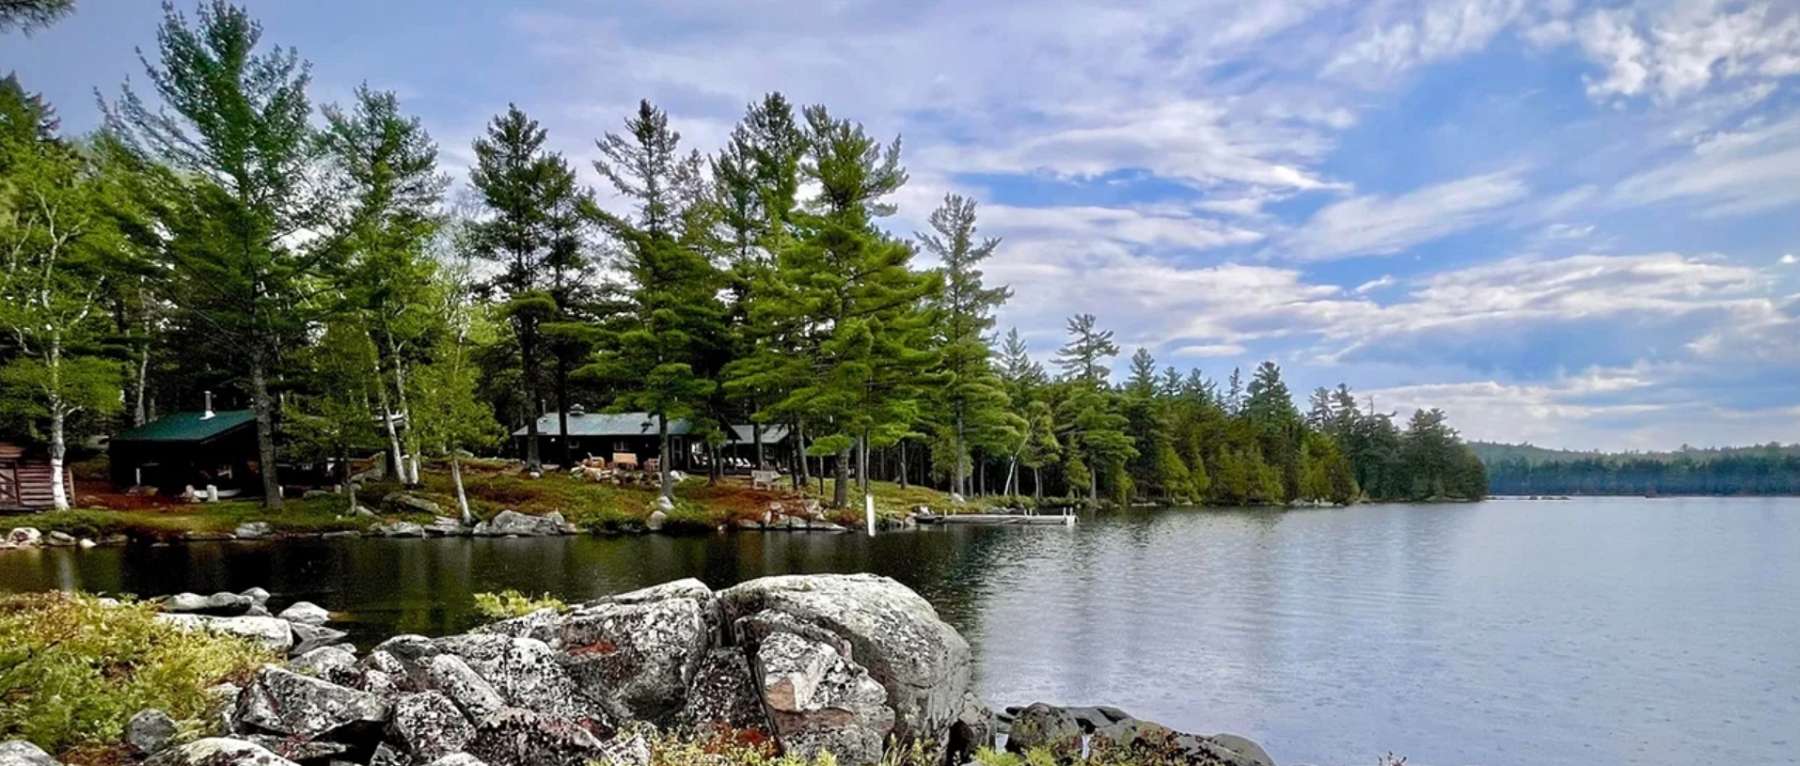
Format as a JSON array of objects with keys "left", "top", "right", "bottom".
[
  {"left": 157, "top": 614, "right": 294, "bottom": 653},
  {"left": 388, "top": 691, "right": 475, "bottom": 762},
  {"left": 233, "top": 522, "right": 274, "bottom": 540},
  {"left": 235, "top": 665, "right": 390, "bottom": 740},
  {"left": 4, "top": 528, "right": 41, "bottom": 546},
  {"left": 424, "top": 755, "right": 487, "bottom": 766},
  {"left": 432, "top": 634, "right": 614, "bottom": 730},
  {"left": 422, "top": 655, "right": 507, "bottom": 721},
  {"left": 678, "top": 648, "right": 767, "bottom": 731},
  {"left": 384, "top": 492, "right": 443, "bottom": 516},
  {"left": 126, "top": 708, "right": 179, "bottom": 755},
  {"left": 946, "top": 692, "right": 995, "bottom": 765},
  {"left": 463, "top": 708, "right": 607, "bottom": 766},
  {"left": 472, "top": 607, "right": 562, "bottom": 643},
  {"left": 370, "top": 521, "right": 426, "bottom": 538},
  {"left": 142, "top": 738, "right": 299, "bottom": 766},
  {"left": 289, "top": 645, "right": 360, "bottom": 686},
  {"left": 593, "top": 731, "right": 650, "bottom": 766},
  {"left": 276, "top": 601, "right": 329, "bottom": 626},
  {"left": 1006, "top": 704, "right": 1274, "bottom": 766},
  {"left": 721, "top": 573, "right": 971, "bottom": 742},
  {"left": 0, "top": 740, "right": 59, "bottom": 766},
  {"left": 1004, "top": 703, "right": 1082, "bottom": 753},
  {"left": 473, "top": 510, "right": 570, "bottom": 537},
  {"left": 555, "top": 593, "right": 711, "bottom": 723},
  {"left": 289, "top": 622, "right": 348, "bottom": 655},
  {"left": 753, "top": 631, "right": 893, "bottom": 766}
]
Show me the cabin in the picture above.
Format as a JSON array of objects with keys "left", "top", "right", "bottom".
[
  {"left": 108, "top": 405, "right": 261, "bottom": 494},
  {"left": 724, "top": 423, "right": 794, "bottom": 469},
  {"left": 513, "top": 407, "right": 697, "bottom": 469},
  {"left": 0, "top": 441, "right": 75, "bottom": 511}
]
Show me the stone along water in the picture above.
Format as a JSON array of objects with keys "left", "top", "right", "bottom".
[{"left": 2, "top": 497, "right": 1796, "bottom": 766}]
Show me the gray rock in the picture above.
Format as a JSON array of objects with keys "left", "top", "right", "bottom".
[
  {"left": 205, "top": 592, "right": 257, "bottom": 613},
  {"left": 240, "top": 587, "right": 271, "bottom": 605},
  {"left": 233, "top": 522, "right": 274, "bottom": 540},
  {"left": 384, "top": 492, "right": 443, "bottom": 515},
  {"left": 464, "top": 708, "right": 607, "bottom": 766},
  {"left": 289, "top": 645, "right": 360, "bottom": 685},
  {"left": 472, "top": 608, "right": 562, "bottom": 643},
  {"left": 555, "top": 593, "right": 712, "bottom": 723},
  {"left": 0, "top": 740, "right": 59, "bottom": 766},
  {"left": 290, "top": 622, "right": 349, "bottom": 655},
  {"left": 1212, "top": 734, "right": 1276, "bottom": 766},
  {"left": 143, "top": 738, "right": 299, "bottom": 766},
  {"left": 44, "top": 531, "right": 78, "bottom": 546},
  {"left": 946, "top": 692, "right": 995, "bottom": 765},
  {"left": 368, "top": 742, "right": 404, "bottom": 766},
  {"left": 183, "top": 531, "right": 236, "bottom": 542},
  {"left": 431, "top": 634, "right": 612, "bottom": 728},
  {"left": 246, "top": 735, "right": 354, "bottom": 763},
  {"left": 422, "top": 655, "right": 506, "bottom": 722},
  {"left": 388, "top": 691, "right": 475, "bottom": 762},
  {"left": 164, "top": 592, "right": 211, "bottom": 612},
  {"left": 126, "top": 708, "right": 179, "bottom": 756},
  {"left": 593, "top": 731, "right": 649, "bottom": 766},
  {"left": 425, "top": 517, "right": 469, "bottom": 537},
  {"left": 157, "top": 614, "right": 294, "bottom": 653},
  {"left": 424, "top": 755, "right": 487, "bottom": 766},
  {"left": 277, "top": 600, "right": 330, "bottom": 626},
  {"left": 679, "top": 648, "right": 767, "bottom": 731},
  {"left": 754, "top": 631, "right": 893, "bottom": 766},
  {"left": 1005, "top": 703, "right": 1082, "bottom": 753},
  {"left": 643, "top": 510, "right": 667, "bottom": 532},
  {"left": 474, "top": 510, "right": 569, "bottom": 537},
  {"left": 370, "top": 521, "right": 426, "bottom": 538},
  {"left": 235, "top": 665, "right": 390, "bottom": 740},
  {"left": 721, "top": 573, "right": 971, "bottom": 743},
  {"left": 4, "top": 528, "right": 41, "bottom": 546}
]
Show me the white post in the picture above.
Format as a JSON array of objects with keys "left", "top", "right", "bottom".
[
  {"left": 205, "top": 484, "right": 219, "bottom": 503},
  {"left": 865, "top": 494, "right": 876, "bottom": 537}
]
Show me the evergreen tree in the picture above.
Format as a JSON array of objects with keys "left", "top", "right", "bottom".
[
  {"left": 1052, "top": 315, "right": 1135, "bottom": 505},
  {"left": 0, "top": 0, "right": 72, "bottom": 34},
  {"left": 918, "top": 193, "right": 1013, "bottom": 496},
  {"left": 108, "top": 0, "right": 322, "bottom": 508},
  {"left": 286, "top": 316, "right": 379, "bottom": 513},
  {"left": 585, "top": 100, "right": 724, "bottom": 500}
]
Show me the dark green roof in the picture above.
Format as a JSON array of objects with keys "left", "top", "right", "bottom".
[{"left": 112, "top": 410, "right": 255, "bottom": 444}]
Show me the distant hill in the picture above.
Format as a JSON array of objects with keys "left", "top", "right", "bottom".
[{"left": 1471, "top": 441, "right": 1800, "bottom": 496}]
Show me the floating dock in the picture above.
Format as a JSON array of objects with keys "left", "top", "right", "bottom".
[{"left": 916, "top": 513, "right": 1076, "bottom": 526}]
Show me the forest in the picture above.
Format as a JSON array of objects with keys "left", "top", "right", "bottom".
[
  {"left": 1475, "top": 442, "right": 1800, "bottom": 496},
  {"left": 0, "top": 1, "right": 1487, "bottom": 513}
]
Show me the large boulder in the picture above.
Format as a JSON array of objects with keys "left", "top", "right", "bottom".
[
  {"left": 463, "top": 708, "right": 608, "bottom": 766},
  {"left": 1004, "top": 704, "right": 1274, "bottom": 766},
  {"left": 720, "top": 574, "right": 971, "bottom": 742},
  {"left": 0, "top": 741, "right": 58, "bottom": 766},
  {"left": 430, "top": 634, "right": 615, "bottom": 731},
  {"left": 157, "top": 614, "right": 294, "bottom": 653},
  {"left": 679, "top": 648, "right": 767, "bottom": 732},
  {"left": 473, "top": 510, "right": 571, "bottom": 537},
  {"left": 1004, "top": 702, "right": 1082, "bottom": 753},
  {"left": 753, "top": 631, "right": 893, "bottom": 766},
  {"left": 143, "top": 738, "right": 299, "bottom": 766},
  {"left": 289, "top": 645, "right": 360, "bottom": 686},
  {"left": 388, "top": 691, "right": 476, "bottom": 762},
  {"left": 370, "top": 521, "right": 426, "bottom": 538},
  {"left": 277, "top": 601, "right": 330, "bottom": 626},
  {"left": 384, "top": 492, "right": 443, "bottom": 516},
  {"left": 126, "top": 708, "right": 179, "bottom": 756},
  {"left": 4, "top": 528, "right": 41, "bottom": 546},
  {"left": 234, "top": 665, "right": 390, "bottom": 741},
  {"left": 289, "top": 622, "right": 349, "bottom": 655},
  {"left": 233, "top": 522, "right": 274, "bottom": 540},
  {"left": 422, "top": 655, "right": 508, "bottom": 721},
  {"left": 554, "top": 589, "right": 713, "bottom": 723}
]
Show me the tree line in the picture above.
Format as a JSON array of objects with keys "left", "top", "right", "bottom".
[
  {"left": 0, "top": 1, "right": 1487, "bottom": 511},
  {"left": 1475, "top": 442, "right": 1800, "bottom": 496}
]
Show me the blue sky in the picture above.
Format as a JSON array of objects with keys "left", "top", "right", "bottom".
[{"left": 7, "top": 0, "right": 1800, "bottom": 449}]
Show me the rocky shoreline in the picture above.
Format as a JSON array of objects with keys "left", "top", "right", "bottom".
[{"left": 0, "top": 575, "right": 1272, "bottom": 766}]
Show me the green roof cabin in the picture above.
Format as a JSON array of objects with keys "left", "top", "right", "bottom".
[{"left": 108, "top": 392, "right": 260, "bottom": 494}]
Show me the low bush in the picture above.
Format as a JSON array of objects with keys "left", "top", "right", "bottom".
[
  {"left": 0, "top": 592, "right": 271, "bottom": 759},
  {"left": 471, "top": 589, "right": 567, "bottom": 620}
]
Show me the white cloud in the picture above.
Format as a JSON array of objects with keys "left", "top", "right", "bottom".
[
  {"left": 1355, "top": 275, "right": 1396, "bottom": 293},
  {"left": 1614, "top": 113, "right": 1800, "bottom": 216},
  {"left": 1556, "top": 2, "right": 1800, "bottom": 104},
  {"left": 1324, "top": 0, "right": 1528, "bottom": 83},
  {"left": 1780, "top": 254, "right": 1798, "bottom": 265},
  {"left": 1172, "top": 343, "right": 1247, "bottom": 358},
  {"left": 1277, "top": 171, "right": 1530, "bottom": 261}
]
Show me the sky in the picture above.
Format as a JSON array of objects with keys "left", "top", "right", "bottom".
[{"left": 5, "top": 0, "right": 1800, "bottom": 450}]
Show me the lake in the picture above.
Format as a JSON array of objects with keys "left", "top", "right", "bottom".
[{"left": 2, "top": 497, "right": 1796, "bottom": 766}]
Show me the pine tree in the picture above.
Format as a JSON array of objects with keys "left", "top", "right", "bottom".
[
  {"left": 1052, "top": 315, "right": 1135, "bottom": 505},
  {"left": 1055, "top": 313, "right": 1116, "bottom": 384},
  {"left": 108, "top": 1, "right": 322, "bottom": 508},
  {"left": 285, "top": 316, "right": 379, "bottom": 513},
  {"left": 0, "top": 0, "right": 72, "bottom": 34},
  {"left": 410, "top": 250, "right": 503, "bottom": 524},
  {"left": 586, "top": 100, "right": 725, "bottom": 500},
  {"left": 467, "top": 104, "right": 580, "bottom": 472},
  {"left": 919, "top": 193, "right": 1014, "bottom": 496}
]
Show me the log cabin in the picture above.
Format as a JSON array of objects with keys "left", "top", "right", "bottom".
[{"left": 0, "top": 440, "right": 75, "bottom": 512}]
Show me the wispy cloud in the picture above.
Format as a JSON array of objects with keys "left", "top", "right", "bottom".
[{"left": 1276, "top": 171, "right": 1531, "bottom": 261}]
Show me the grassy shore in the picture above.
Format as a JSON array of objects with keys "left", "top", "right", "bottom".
[{"left": 6, "top": 460, "right": 991, "bottom": 541}]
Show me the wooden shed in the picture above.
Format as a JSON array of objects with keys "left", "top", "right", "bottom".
[
  {"left": 108, "top": 409, "right": 260, "bottom": 493},
  {"left": 0, "top": 441, "right": 75, "bottom": 512}
]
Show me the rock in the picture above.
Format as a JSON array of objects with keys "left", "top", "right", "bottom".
[
  {"left": 44, "top": 531, "right": 77, "bottom": 546},
  {"left": 205, "top": 592, "right": 256, "bottom": 613},
  {"left": 1005, "top": 703, "right": 1082, "bottom": 753},
  {"left": 0, "top": 740, "right": 59, "bottom": 766},
  {"left": 205, "top": 683, "right": 242, "bottom": 731},
  {"left": 422, "top": 655, "right": 507, "bottom": 722},
  {"left": 370, "top": 521, "right": 426, "bottom": 538},
  {"left": 425, "top": 517, "right": 469, "bottom": 537},
  {"left": 949, "top": 492, "right": 966, "bottom": 504},
  {"left": 277, "top": 600, "right": 330, "bottom": 626},
  {"left": 165, "top": 592, "right": 211, "bottom": 612},
  {"left": 644, "top": 510, "right": 667, "bottom": 532},
  {"left": 475, "top": 510, "right": 569, "bottom": 537},
  {"left": 679, "top": 648, "right": 767, "bottom": 731},
  {"left": 234, "top": 522, "right": 274, "bottom": 540},
  {"left": 352, "top": 506, "right": 378, "bottom": 519},
  {"left": 303, "top": 489, "right": 335, "bottom": 500},
  {"left": 1213, "top": 734, "right": 1276, "bottom": 766},
  {"left": 473, "top": 608, "right": 562, "bottom": 643},
  {"left": 388, "top": 691, "right": 475, "bottom": 762},
  {"left": 653, "top": 495, "right": 674, "bottom": 512},
  {"left": 235, "top": 665, "right": 390, "bottom": 740},
  {"left": 321, "top": 529, "right": 361, "bottom": 539},
  {"left": 425, "top": 755, "right": 487, "bottom": 766},
  {"left": 430, "top": 634, "right": 612, "bottom": 729},
  {"left": 244, "top": 735, "right": 354, "bottom": 763},
  {"left": 183, "top": 531, "right": 236, "bottom": 541},
  {"left": 464, "top": 708, "right": 607, "bottom": 766},
  {"left": 143, "top": 738, "right": 299, "bottom": 766},
  {"left": 946, "top": 692, "right": 994, "bottom": 765},
  {"left": 157, "top": 614, "right": 294, "bottom": 653},
  {"left": 2, "top": 528, "right": 39, "bottom": 546},
  {"left": 241, "top": 587, "right": 271, "bottom": 605},
  {"left": 720, "top": 573, "right": 972, "bottom": 743},
  {"left": 554, "top": 591, "right": 712, "bottom": 723},
  {"left": 385, "top": 492, "right": 443, "bottom": 515},
  {"left": 594, "top": 731, "right": 649, "bottom": 766},
  {"left": 77, "top": 538, "right": 96, "bottom": 549},
  {"left": 290, "top": 645, "right": 360, "bottom": 685},
  {"left": 753, "top": 631, "right": 893, "bottom": 766},
  {"left": 126, "top": 708, "right": 179, "bottom": 756},
  {"left": 290, "top": 622, "right": 349, "bottom": 655}
]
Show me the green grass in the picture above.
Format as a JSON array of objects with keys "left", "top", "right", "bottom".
[
  {"left": 0, "top": 592, "right": 273, "bottom": 761},
  {"left": 7, "top": 494, "right": 388, "bottom": 540},
  {"left": 472, "top": 590, "right": 568, "bottom": 620}
]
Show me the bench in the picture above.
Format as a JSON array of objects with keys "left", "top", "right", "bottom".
[
  {"left": 751, "top": 469, "right": 780, "bottom": 490},
  {"left": 612, "top": 452, "right": 639, "bottom": 470}
]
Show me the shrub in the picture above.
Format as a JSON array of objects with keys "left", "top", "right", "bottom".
[
  {"left": 471, "top": 589, "right": 566, "bottom": 620},
  {"left": 0, "top": 592, "right": 271, "bottom": 758}
]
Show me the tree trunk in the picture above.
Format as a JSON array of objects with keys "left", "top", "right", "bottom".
[
  {"left": 1032, "top": 465, "right": 1043, "bottom": 502},
  {"left": 555, "top": 358, "right": 571, "bottom": 468},
  {"left": 753, "top": 421, "right": 764, "bottom": 470},
  {"left": 953, "top": 410, "right": 965, "bottom": 497},
  {"left": 898, "top": 441, "right": 909, "bottom": 489},
  {"left": 450, "top": 453, "right": 472, "bottom": 525},
  {"left": 1004, "top": 456, "right": 1018, "bottom": 497},
  {"left": 794, "top": 421, "right": 808, "bottom": 491},
  {"left": 375, "top": 358, "right": 407, "bottom": 486},
  {"left": 340, "top": 443, "right": 355, "bottom": 514},
  {"left": 658, "top": 413, "right": 673, "bottom": 499},
  {"left": 520, "top": 323, "right": 541, "bottom": 472},
  {"left": 250, "top": 352, "right": 283, "bottom": 509},
  {"left": 833, "top": 448, "right": 849, "bottom": 508},
  {"left": 1089, "top": 461, "right": 1098, "bottom": 507},
  {"left": 132, "top": 341, "right": 149, "bottom": 427},
  {"left": 857, "top": 433, "right": 869, "bottom": 495},
  {"left": 391, "top": 355, "right": 419, "bottom": 484},
  {"left": 47, "top": 338, "right": 68, "bottom": 511}
]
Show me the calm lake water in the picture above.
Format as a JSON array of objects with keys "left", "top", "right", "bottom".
[{"left": 3, "top": 497, "right": 1796, "bottom": 766}]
